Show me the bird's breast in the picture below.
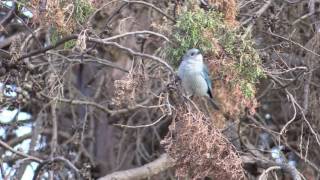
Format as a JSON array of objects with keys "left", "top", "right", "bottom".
[
  {"left": 179, "top": 61, "right": 203, "bottom": 75},
  {"left": 179, "top": 64, "right": 208, "bottom": 96}
]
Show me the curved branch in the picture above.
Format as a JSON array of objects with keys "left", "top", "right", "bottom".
[
  {"left": 17, "top": 32, "right": 174, "bottom": 73},
  {"left": 32, "top": 156, "right": 80, "bottom": 180},
  {"left": 98, "top": 153, "right": 175, "bottom": 180},
  {"left": 0, "top": 139, "right": 43, "bottom": 163},
  {"left": 122, "top": 0, "right": 176, "bottom": 22},
  {"left": 17, "top": 34, "right": 78, "bottom": 60},
  {"left": 87, "top": 37, "right": 174, "bottom": 73}
]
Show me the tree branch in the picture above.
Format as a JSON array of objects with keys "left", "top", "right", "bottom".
[
  {"left": 0, "top": 139, "right": 42, "bottom": 163},
  {"left": 0, "top": 1, "right": 18, "bottom": 28},
  {"left": 98, "top": 153, "right": 175, "bottom": 180},
  {"left": 121, "top": 0, "right": 176, "bottom": 22}
]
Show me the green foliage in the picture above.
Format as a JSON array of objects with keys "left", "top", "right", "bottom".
[
  {"left": 50, "top": 28, "right": 60, "bottom": 45},
  {"left": 167, "top": 10, "right": 224, "bottom": 66},
  {"left": 219, "top": 29, "right": 265, "bottom": 97},
  {"left": 240, "top": 82, "right": 255, "bottom": 99},
  {"left": 59, "top": 0, "right": 94, "bottom": 24},
  {"left": 166, "top": 9, "right": 264, "bottom": 98},
  {"left": 74, "top": 0, "right": 95, "bottom": 24},
  {"left": 219, "top": 29, "right": 264, "bottom": 81},
  {"left": 16, "top": 1, "right": 28, "bottom": 10},
  {"left": 50, "top": 28, "right": 75, "bottom": 49},
  {"left": 64, "top": 40, "right": 76, "bottom": 49}
]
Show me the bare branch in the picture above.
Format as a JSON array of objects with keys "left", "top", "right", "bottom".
[
  {"left": 121, "top": 0, "right": 176, "bottom": 22},
  {"left": 0, "top": 139, "right": 43, "bottom": 163},
  {"left": 98, "top": 153, "right": 175, "bottom": 180}
]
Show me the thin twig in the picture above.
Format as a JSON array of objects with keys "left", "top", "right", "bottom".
[
  {"left": 113, "top": 114, "right": 167, "bottom": 128},
  {"left": 121, "top": 0, "right": 176, "bottom": 22},
  {"left": 87, "top": 37, "right": 175, "bottom": 73},
  {"left": 0, "top": 139, "right": 42, "bottom": 163},
  {"left": 17, "top": 35, "right": 78, "bottom": 60},
  {"left": 267, "top": 29, "right": 320, "bottom": 58},
  {"left": 104, "top": 30, "right": 170, "bottom": 42},
  {"left": 258, "top": 166, "right": 282, "bottom": 180}
]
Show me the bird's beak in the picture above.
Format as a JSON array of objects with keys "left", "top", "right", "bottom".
[{"left": 196, "top": 51, "right": 201, "bottom": 55}]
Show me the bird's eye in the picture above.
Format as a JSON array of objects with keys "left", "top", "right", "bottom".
[{"left": 190, "top": 53, "right": 195, "bottom": 56}]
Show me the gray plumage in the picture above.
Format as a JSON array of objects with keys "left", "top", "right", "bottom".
[{"left": 178, "top": 48, "right": 220, "bottom": 110}]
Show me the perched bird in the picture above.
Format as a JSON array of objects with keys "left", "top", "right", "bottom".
[
  {"left": 271, "top": 145, "right": 285, "bottom": 164},
  {"left": 178, "top": 48, "right": 220, "bottom": 110}
]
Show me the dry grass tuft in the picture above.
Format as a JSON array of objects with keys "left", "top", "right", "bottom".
[
  {"left": 162, "top": 107, "right": 244, "bottom": 179},
  {"left": 113, "top": 75, "right": 138, "bottom": 107},
  {"left": 113, "top": 63, "right": 149, "bottom": 108}
]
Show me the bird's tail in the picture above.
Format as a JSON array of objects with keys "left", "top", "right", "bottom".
[{"left": 209, "top": 98, "right": 220, "bottom": 110}]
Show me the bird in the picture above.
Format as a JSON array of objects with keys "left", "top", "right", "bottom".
[{"left": 178, "top": 48, "right": 220, "bottom": 110}]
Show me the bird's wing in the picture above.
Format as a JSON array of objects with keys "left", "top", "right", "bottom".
[{"left": 201, "top": 65, "right": 213, "bottom": 98}]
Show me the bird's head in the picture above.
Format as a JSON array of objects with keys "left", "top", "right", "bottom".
[{"left": 183, "top": 48, "right": 203, "bottom": 63}]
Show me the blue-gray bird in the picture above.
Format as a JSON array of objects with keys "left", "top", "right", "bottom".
[{"left": 178, "top": 48, "right": 220, "bottom": 110}]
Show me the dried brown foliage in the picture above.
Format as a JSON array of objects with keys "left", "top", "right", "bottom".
[
  {"left": 113, "top": 68, "right": 147, "bottom": 108},
  {"left": 208, "top": 0, "right": 238, "bottom": 26},
  {"left": 162, "top": 106, "right": 244, "bottom": 179},
  {"left": 29, "top": 0, "right": 94, "bottom": 33},
  {"left": 207, "top": 52, "right": 258, "bottom": 119},
  {"left": 29, "top": 0, "right": 70, "bottom": 31},
  {"left": 195, "top": 35, "right": 258, "bottom": 128}
]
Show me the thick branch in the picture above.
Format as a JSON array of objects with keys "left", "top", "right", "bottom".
[
  {"left": 17, "top": 35, "right": 78, "bottom": 60},
  {"left": 0, "top": 1, "right": 17, "bottom": 27},
  {"left": 98, "top": 154, "right": 175, "bottom": 180}
]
